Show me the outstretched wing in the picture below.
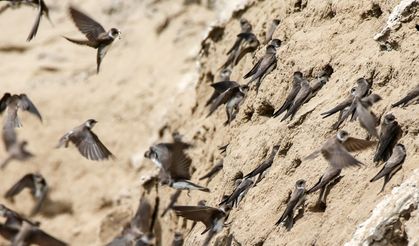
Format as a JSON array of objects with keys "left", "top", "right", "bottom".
[
  {"left": 69, "top": 6, "right": 106, "bottom": 42},
  {"left": 18, "top": 94, "right": 42, "bottom": 122},
  {"left": 5, "top": 174, "right": 35, "bottom": 198},
  {"left": 72, "top": 129, "right": 113, "bottom": 161}
]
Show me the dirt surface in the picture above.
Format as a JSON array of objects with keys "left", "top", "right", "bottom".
[{"left": 0, "top": 0, "right": 418, "bottom": 245}]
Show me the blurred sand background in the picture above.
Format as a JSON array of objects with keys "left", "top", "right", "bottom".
[{"left": 0, "top": 0, "right": 418, "bottom": 245}]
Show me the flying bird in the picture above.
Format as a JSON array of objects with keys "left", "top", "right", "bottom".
[
  {"left": 0, "top": 138, "right": 34, "bottom": 170},
  {"left": 305, "top": 130, "right": 376, "bottom": 169},
  {"left": 244, "top": 145, "right": 279, "bottom": 184},
  {"left": 144, "top": 142, "right": 209, "bottom": 192},
  {"left": 4, "top": 173, "right": 48, "bottom": 216},
  {"left": 370, "top": 144, "right": 406, "bottom": 193},
  {"left": 265, "top": 19, "right": 280, "bottom": 44},
  {"left": 64, "top": 6, "right": 121, "bottom": 73},
  {"left": 56, "top": 119, "right": 114, "bottom": 161},
  {"left": 373, "top": 113, "right": 402, "bottom": 164},
  {"left": 353, "top": 94, "right": 382, "bottom": 138},
  {"left": 0, "top": 93, "right": 42, "bottom": 128},
  {"left": 243, "top": 40, "right": 281, "bottom": 91},
  {"left": 275, "top": 179, "right": 306, "bottom": 230},
  {"left": 391, "top": 84, "right": 419, "bottom": 108},
  {"left": 0, "top": 0, "right": 52, "bottom": 41}
]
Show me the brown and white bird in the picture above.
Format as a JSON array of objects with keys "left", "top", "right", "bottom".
[
  {"left": 373, "top": 113, "right": 402, "bottom": 164},
  {"left": 64, "top": 6, "right": 121, "bottom": 73},
  {"left": 0, "top": 130, "right": 34, "bottom": 170},
  {"left": 0, "top": 93, "right": 42, "bottom": 128},
  {"left": 144, "top": 142, "right": 209, "bottom": 192},
  {"left": 219, "top": 178, "right": 253, "bottom": 208},
  {"left": 243, "top": 40, "right": 281, "bottom": 91},
  {"left": 0, "top": 0, "right": 52, "bottom": 41},
  {"left": 391, "top": 84, "right": 419, "bottom": 108},
  {"left": 56, "top": 119, "right": 114, "bottom": 161},
  {"left": 353, "top": 94, "right": 382, "bottom": 138},
  {"left": 275, "top": 179, "right": 306, "bottom": 230},
  {"left": 370, "top": 144, "right": 406, "bottom": 193},
  {"left": 4, "top": 173, "right": 48, "bottom": 216},
  {"left": 281, "top": 72, "right": 311, "bottom": 121},
  {"left": 305, "top": 130, "right": 376, "bottom": 169},
  {"left": 244, "top": 145, "right": 279, "bottom": 184},
  {"left": 265, "top": 19, "right": 280, "bottom": 44},
  {"left": 273, "top": 72, "right": 303, "bottom": 118},
  {"left": 307, "top": 166, "right": 342, "bottom": 211}
]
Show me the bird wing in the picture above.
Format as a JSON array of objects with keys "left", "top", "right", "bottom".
[
  {"left": 30, "top": 228, "right": 68, "bottom": 246},
  {"left": 327, "top": 145, "right": 363, "bottom": 169},
  {"left": 374, "top": 122, "right": 401, "bottom": 162},
  {"left": 18, "top": 94, "right": 42, "bottom": 121},
  {"left": 71, "top": 129, "right": 113, "bottom": 160},
  {"left": 343, "top": 137, "right": 376, "bottom": 152},
  {"left": 226, "top": 35, "right": 243, "bottom": 55},
  {"left": 31, "top": 185, "right": 48, "bottom": 216},
  {"left": 210, "top": 81, "right": 239, "bottom": 93},
  {"left": 207, "top": 87, "right": 238, "bottom": 116},
  {"left": 172, "top": 206, "right": 223, "bottom": 229},
  {"left": 4, "top": 174, "right": 35, "bottom": 198},
  {"left": 69, "top": 6, "right": 106, "bottom": 42},
  {"left": 391, "top": 85, "right": 419, "bottom": 107},
  {"left": 26, "top": 0, "right": 43, "bottom": 41},
  {"left": 320, "top": 96, "right": 352, "bottom": 118},
  {"left": 304, "top": 150, "right": 321, "bottom": 160},
  {"left": 277, "top": 188, "right": 304, "bottom": 223},
  {"left": 273, "top": 81, "right": 301, "bottom": 117},
  {"left": 131, "top": 196, "right": 152, "bottom": 234},
  {"left": 0, "top": 93, "right": 11, "bottom": 113},
  {"left": 243, "top": 59, "right": 262, "bottom": 79},
  {"left": 167, "top": 142, "right": 192, "bottom": 180},
  {"left": 2, "top": 125, "right": 17, "bottom": 151},
  {"left": 356, "top": 99, "right": 378, "bottom": 137}
]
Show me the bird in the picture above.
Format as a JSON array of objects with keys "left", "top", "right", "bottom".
[
  {"left": 4, "top": 173, "right": 48, "bottom": 216},
  {"left": 370, "top": 144, "right": 406, "bottom": 193},
  {"left": 275, "top": 179, "right": 306, "bottom": 230},
  {"left": 189, "top": 200, "right": 207, "bottom": 233},
  {"left": 391, "top": 84, "right": 419, "bottom": 108},
  {"left": 56, "top": 119, "right": 114, "bottom": 161},
  {"left": 0, "top": 0, "right": 52, "bottom": 41},
  {"left": 231, "top": 33, "right": 260, "bottom": 66},
  {"left": 2, "top": 204, "right": 69, "bottom": 245},
  {"left": 171, "top": 232, "right": 184, "bottom": 246},
  {"left": 373, "top": 113, "right": 402, "bottom": 164},
  {"left": 144, "top": 142, "right": 209, "bottom": 193},
  {"left": 272, "top": 72, "right": 303, "bottom": 118},
  {"left": 281, "top": 72, "right": 311, "bottom": 121},
  {"left": 243, "top": 40, "right": 281, "bottom": 91},
  {"left": 199, "top": 160, "right": 223, "bottom": 182},
  {"left": 0, "top": 93, "right": 42, "bottom": 128},
  {"left": 172, "top": 204, "right": 231, "bottom": 245},
  {"left": 207, "top": 80, "right": 241, "bottom": 115},
  {"left": 64, "top": 6, "right": 121, "bottom": 73},
  {"left": 205, "top": 69, "right": 232, "bottom": 106},
  {"left": 207, "top": 81, "right": 249, "bottom": 125},
  {"left": 321, "top": 87, "right": 357, "bottom": 119},
  {"left": 107, "top": 195, "right": 158, "bottom": 246},
  {"left": 353, "top": 94, "right": 382, "bottom": 138},
  {"left": 0, "top": 136, "right": 34, "bottom": 170},
  {"left": 265, "top": 19, "right": 280, "bottom": 44},
  {"left": 304, "top": 65, "right": 334, "bottom": 102},
  {"left": 244, "top": 145, "right": 279, "bottom": 184},
  {"left": 307, "top": 166, "right": 342, "bottom": 210},
  {"left": 219, "top": 178, "right": 253, "bottom": 208},
  {"left": 305, "top": 130, "right": 376, "bottom": 169}
]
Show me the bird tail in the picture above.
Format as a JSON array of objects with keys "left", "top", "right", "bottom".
[{"left": 63, "top": 36, "right": 95, "bottom": 47}]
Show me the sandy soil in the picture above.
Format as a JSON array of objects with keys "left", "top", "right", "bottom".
[{"left": 0, "top": 0, "right": 418, "bottom": 245}]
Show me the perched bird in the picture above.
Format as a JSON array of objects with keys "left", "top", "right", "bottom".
[
  {"left": 171, "top": 232, "right": 184, "bottom": 246},
  {"left": 4, "top": 173, "right": 48, "bottom": 216},
  {"left": 272, "top": 72, "right": 303, "bottom": 118},
  {"left": 2, "top": 205, "right": 69, "bottom": 245},
  {"left": 231, "top": 33, "right": 259, "bottom": 66},
  {"left": 144, "top": 142, "right": 209, "bottom": 192},
  {"left": 304, "top": 65, "right": 334, "bottom": 102},
  {"left": 0, "top": 130, "right": 33, "bottom": 170},
  {"left": 172, "top": 205, "right": 231, "bottom": 245},
  {"left": 281, "top": 73, "right": 311, "bottom": 121},
  {"left": 275, "top": 179, "right": 306, "bottom": 230},
  {"left": 219, "top": 178, "right": 253, "bottom": 207},
  {"left": 0, "top": 93, "right": 42, "bottom": 128},
  {"left": 205, "top": 69, "right": 232, "bottom": 106},
  {"left": 0, "top": 0, "right": 52, "bottom": 41},
  {"left": 56, "top": 119, "right": 114, "bottom": 161},
  {"left": 64, "top": 6, "right": 121, "bottom": 73},
  {"left": 243, "top": 40, "right": 281, "bottom": 91},
  {"left": 305, "top": 130, "right": 376, "bottom": 169},
  {"left": 161, "top": 190, "right": 182, "bottom": 217},
  {"left": 199, "top": 160, "right": 223, "bottom": 182},
  {"left": 307, "top": 166, "right": 341, "bottom": 210},
  {"left": 244, "top": 145, "right": 279, "bottom": 184},
  {"left": 265, "top": 19, "right": 280, "bottom": 44},
  {"left": 373, "top": 113, "right": 402, "bottom": 164},
  {"left": 107, "top": 195, "right": 157, "bottom": 246},
  {"left": 391, "top": 84, "right": 419, "bottom": 108},
  {"left": 370, "top": 144, "right": 406, "bottom": 193},
  {"left": 207, "top": 81, "right": 248, "bottom": 125}
]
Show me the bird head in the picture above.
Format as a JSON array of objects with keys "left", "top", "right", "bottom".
[
  {"left": 295, "top": 179, "right": 306, "bottom": 189},
  {"left": 266, "top": 44, "right": 277, "bottom": 54},
  {"left": 350, "top": 87, "right": 357, "bottom": 95},
  {"left": 336, "top": 130, "right": 349, "bottom": 142},
  {"left": 293, "top": 71, "right": 303, "bottom": 80},
  {"left": 270, "top": 39, "right": 282, "bottom": 48},
  {"left": 272, "top": 145, "right": 280, "bottom": 153},
  {"left": 384, "top": 113, "right": 396, "bottom": 123},
  {"left": 0, "top": 204, "right": 6, "bottom": 217},
  {"left": 272, "top": 19, "right": 281, "bottom": 26},
  {"left": 109, "top": 28, "right": 121, "bottom": 39},
  {"left": 85, "top": 119, "right": 98, "bottom": 129},
  {"left": 220, "top": 68, "right": 232, "bottom": 80},
  {"left": 239, "top": 18, "right": 252, "bottom": 32},
  {"left": 396, "top": 143, "right": 406, "bottom": 152}
]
